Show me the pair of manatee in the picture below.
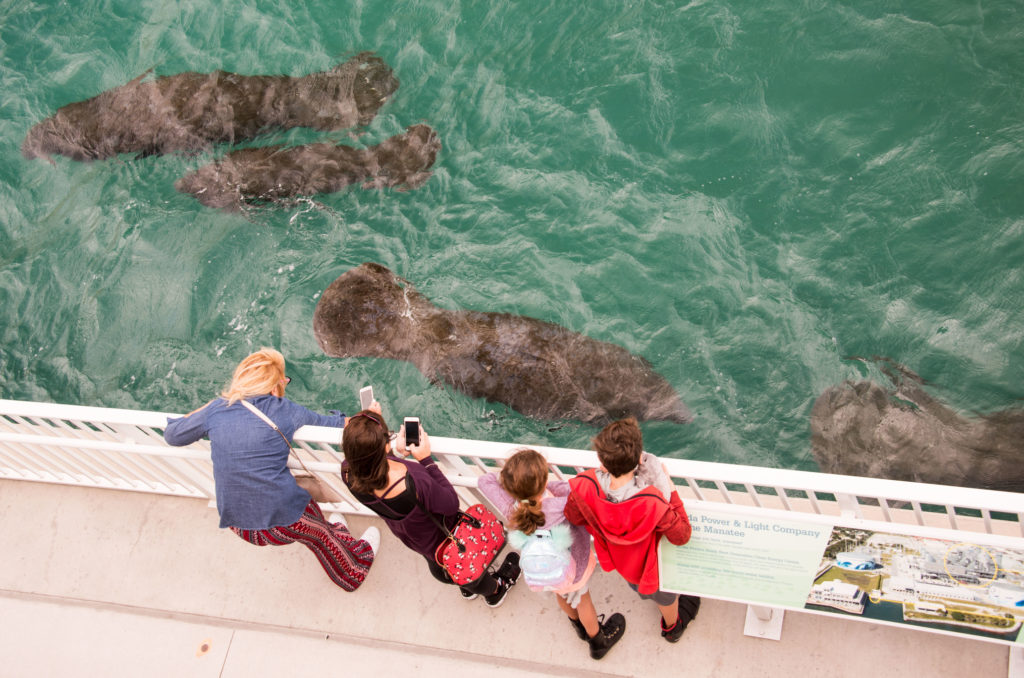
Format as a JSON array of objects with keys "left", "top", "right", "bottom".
[
  {"left": 22, "top": 52, "right": 440, "bottom": 210},
  {"left": 315, "top": 267, "right": 1022, "bottom": 493}
]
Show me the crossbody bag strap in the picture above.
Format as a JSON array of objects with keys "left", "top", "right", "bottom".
[
  {"left": 576, "top": 471, "right": 669, "bottom": 506},
  {"left": 238, "top": 399, "right": 314, "bottom": 475}
]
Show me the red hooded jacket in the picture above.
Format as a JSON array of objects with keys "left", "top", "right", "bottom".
[{"left": 565, "top": 468, "right": 691, "bottom": 594}]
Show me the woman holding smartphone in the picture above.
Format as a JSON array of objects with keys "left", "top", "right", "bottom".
[{"left": 341, "top": 412, "right": 521, "bottom": 606}]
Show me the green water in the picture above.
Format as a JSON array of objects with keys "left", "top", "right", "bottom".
[{"left": 1, "top": 1, "right": 1022, "bottom": 470}]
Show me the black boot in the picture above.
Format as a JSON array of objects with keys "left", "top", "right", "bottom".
[
  {"left": 679, "top": 594, "right": 701, "bottom": 625},
  {"left": 568, "top": 616, "right": 588, "bottom": 640},
  {"left": 587, "top": 612, "right": 626, "bottom": 660},
  {"left": 662, "top": 594, "right": 701, "bottom": 642}
]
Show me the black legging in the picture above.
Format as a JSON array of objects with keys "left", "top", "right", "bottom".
[{"left": 426, "top": 556, "right": 500, "bottom": 596}]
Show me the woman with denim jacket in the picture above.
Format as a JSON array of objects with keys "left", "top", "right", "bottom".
[{"left": 163, "top": 347, "right": 378, "bottom": 591}]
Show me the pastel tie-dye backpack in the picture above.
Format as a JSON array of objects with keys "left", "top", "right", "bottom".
[{"left": 508, "top": 524, "right": 574, "bottom": 591}]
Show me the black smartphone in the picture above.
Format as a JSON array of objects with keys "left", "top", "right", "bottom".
[{"left": 404, "top": 417, "right": 420, "bottom": 447}]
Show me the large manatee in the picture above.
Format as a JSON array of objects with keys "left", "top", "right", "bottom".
[
  {"left": 22, "top": 52, "right": 398, "bottom": 161},
  {"left": 313, "top": 263, "right": 693, "bottom": 426},
  {"left": 810, "top": 358, "right": 1024, "bottom": 491},
  {"left": 174, "top": 124, "right": 440, "bottom": 210}
]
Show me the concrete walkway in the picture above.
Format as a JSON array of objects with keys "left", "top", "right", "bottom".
[{"left": 0, "top": 479, "right": 1014, "bottom": 677}]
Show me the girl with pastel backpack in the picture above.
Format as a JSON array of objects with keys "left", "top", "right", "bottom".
[{"left": 478, "top": 448, "right": 625, "bottom": 660}]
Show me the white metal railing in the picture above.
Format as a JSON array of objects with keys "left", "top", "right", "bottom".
[{"left": 1, "top": 398, "right": 1021, "bottom": 538}]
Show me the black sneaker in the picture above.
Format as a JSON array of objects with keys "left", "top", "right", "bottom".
[
  {"left": 661, "top": 615, "right": 685, "bottom": 643},
  {"left": 484, "top": 553, "right": 521, "bottom": 608},
  {"left": 494, "top": 551, "right": 521, "bottom": 583},
  {"left": 484, "top": 574, "right": 515, "bottom": 608},
  {"left": 460, "top": 588, "right": 478, "bottom": 601}
]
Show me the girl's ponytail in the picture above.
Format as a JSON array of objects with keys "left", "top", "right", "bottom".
[
  {"left": 499, "top": 448, "right": 550, "bottom": 535},
  {"left": 509, "top": 496, "right": 546, "bottom": 535}
]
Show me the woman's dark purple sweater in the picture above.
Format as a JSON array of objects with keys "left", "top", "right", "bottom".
[{"left": 348, "top": 455, "right": 461, "bottom": 558}]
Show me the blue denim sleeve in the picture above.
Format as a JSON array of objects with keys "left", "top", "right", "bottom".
[
  {"left": 283, "top": 398, "right": 345, "bottom": 430},
  {"left": 163, "top": 402, "right": 212, "bottom": 446}
]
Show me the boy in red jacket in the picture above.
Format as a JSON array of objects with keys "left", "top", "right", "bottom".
[{"left": 564, "top": 418, "right": 700, "bottom": 642}]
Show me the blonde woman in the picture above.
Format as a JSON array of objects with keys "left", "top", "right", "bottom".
[{"left": 164, "top": 348, "right": 378, "bottom": 591}]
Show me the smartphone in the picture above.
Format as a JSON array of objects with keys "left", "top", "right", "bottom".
[
  {"left": 359, "top": 386, "right": 374, "bottom": 410},
  {"left": 404, "top": 417, "right": 420, "bottom": 448}
]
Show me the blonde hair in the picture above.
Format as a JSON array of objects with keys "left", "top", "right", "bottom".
[
  {"left": 500, "top": 448, "right": 550, "bottom": 535},
  {"left": 221, "top": 348, "right": 286, "bottom": 405}
]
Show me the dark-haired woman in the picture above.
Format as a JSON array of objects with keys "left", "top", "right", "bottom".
[{"left": 341, "top": 411, "right": 521, "bottom": 606}]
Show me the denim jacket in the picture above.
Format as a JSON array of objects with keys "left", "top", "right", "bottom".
[{"left": 164, "top": 395, "right": 344, "bottom": 529}]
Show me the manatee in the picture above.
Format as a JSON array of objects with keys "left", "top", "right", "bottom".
[
  {"left": 810, "top": 358, "right": 1024, "bottom": 491},
  {"left": 174, "top": 124, "right": 440, "bottom": 210},
  {"left": 312, "top": 263, "right": 693, "bottom": 426},
  {"left": 22, "top": 52, "right": 398, "bottom": 161}
]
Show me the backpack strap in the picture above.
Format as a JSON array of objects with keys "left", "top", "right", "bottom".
[{"left": 570, "top": 471, "right": 670, "bottom": 533}]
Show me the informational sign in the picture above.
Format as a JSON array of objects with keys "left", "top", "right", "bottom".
[
  {"left": 659, "top": 506, "right": 831, "bottom": 608},
  {"left": 659, "top": 506, "right": 1024, "bottom": 646}
]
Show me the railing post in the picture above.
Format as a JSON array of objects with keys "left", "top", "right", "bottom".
[
  {"left": 837, "top": 492, "right": 859, "bottom": 519},
  {"left": 743, "top": 605, "right": 784, "bottom": 640}
]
